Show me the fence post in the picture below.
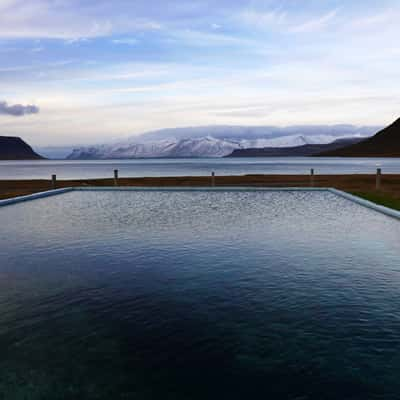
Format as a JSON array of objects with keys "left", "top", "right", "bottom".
[
  {"left": 310, "top": 169, "right": 314, "bottom": 187},
  {"left": 52, "top": 174, "right": 57, "bottom": 189},
  {"left": 114, "top": 169, "right": 119, "bottom": 186},
  {"left": 211, "top": 171, "right": 215, "bottom": 187},
  {"left": 376, "top": 168, "right": 381, "bottom": 190}
]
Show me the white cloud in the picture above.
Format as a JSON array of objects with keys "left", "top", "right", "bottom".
[
  {"left": 64, "top": 37, "right": 91, "bottom": 45},
  {"left": 31, "top": 46, "right": 44, "bottom": 53},
  {"left": 349, "top": 8, "right": 399, "bottom": 29},
  {"left": 112, "top": 38, "right": 140, "bottom": 45},
  {"left": 238, "top": 9, "right": 287, "bottom": 29},
  {"left": 289, "top": 9, "right": 339, "bottom": 33},
  {"left": 238, "top": 7, "right": 339, "bottom": 34},
  {"left": 165, "top": 29, "right": 253, "bottom": 47},
  {"left": 0, "top": 0, "right": 161, "bottom": 39}
]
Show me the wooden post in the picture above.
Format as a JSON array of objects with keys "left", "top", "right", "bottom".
[
  {"left": 310, "top": 169, "right": 315, "bottom": 187},
  {"left": 376, "top": 168, "right": 381, "bottom": 190},
  {"left": 114, "top": 169, "right": 119, "bottom": 186},
  {"left": 211, "top": 171, "right": 215, "bottom": 187},
  {"left": 52, "top": 174, "right": 57, "bottom": 189}
]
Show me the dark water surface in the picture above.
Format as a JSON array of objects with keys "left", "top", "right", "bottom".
[
  {"left": 1, "top": 157, "right": 400, "bottom": 179},
  {"left": 1, "top": 190, "right": 400, "bottom": 399}
]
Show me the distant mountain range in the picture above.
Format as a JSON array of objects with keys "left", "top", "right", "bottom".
[
  {"left": 67, "top": 125, "right": 378, "bottom": 159},
  {"left": 227, "top": 138, "right": 363, "bottom": 157},
  {"left": 4, "top": 121, "right": 395, "bottom": 161},
  {"left": 318, "top": 118, "right": 400, "bottom": 157},
  {"left": 0, "top": 136, "right": 44, "bottom": 160}
]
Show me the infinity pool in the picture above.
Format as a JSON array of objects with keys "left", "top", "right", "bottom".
[{"left": 1, "top": 189, "right": 400, "bottom": 399}]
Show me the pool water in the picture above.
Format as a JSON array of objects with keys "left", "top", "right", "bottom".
[{"left": 1, "top": 190, "right": 400, "bottom": 399}]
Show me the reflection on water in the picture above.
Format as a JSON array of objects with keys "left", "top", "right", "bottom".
[{"left": 1, "top": 190, "right": 400, "bottom": 399}]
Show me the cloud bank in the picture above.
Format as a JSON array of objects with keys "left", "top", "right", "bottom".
[{"left": 0, "top": 101, "right": 40, "bottom": 117}]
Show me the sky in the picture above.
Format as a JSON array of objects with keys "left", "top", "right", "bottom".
[{"left": 0, "top": 0, "right": 399, "bottom": 146}]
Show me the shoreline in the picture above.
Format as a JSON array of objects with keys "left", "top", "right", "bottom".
[{"left": 1, "top": 174, "right": 400, "bottom": 211}]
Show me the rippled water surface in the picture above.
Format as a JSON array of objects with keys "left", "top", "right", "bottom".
[{"left": 1, "top": 190, "right": 400, "bottom": 399}]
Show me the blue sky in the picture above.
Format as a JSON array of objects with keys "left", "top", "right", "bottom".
[{"left": 0, "top": 0, "right": 399, "bottom": 145}]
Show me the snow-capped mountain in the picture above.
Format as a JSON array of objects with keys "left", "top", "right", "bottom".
[
  {"left": 67, "top": 125, "right": 379, "bottom": 159},
  {"left": 68, "top": 137, "right": 238, "bottom": 159}
]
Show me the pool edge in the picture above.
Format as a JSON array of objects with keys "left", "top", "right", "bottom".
[
  {"left": 0, "top": 187, "right": 74, "bottom": 208},
  {"left": 73, "top": 186, "right": 330, "bottom": 192},
  {"left": 328, "top": 188, "right": 400, "bottom": 220}
]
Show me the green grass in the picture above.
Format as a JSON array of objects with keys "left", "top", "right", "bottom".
[{"left": 351, "top": 191, "right": 400, "bottom": 212}]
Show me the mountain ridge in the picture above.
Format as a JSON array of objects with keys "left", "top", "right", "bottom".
[
  {"left": 227, "top": 138, "right": 363, "bottom": 157},
  {"left": 0, "top": 136, "right": 44, "bottom": 160},
  {"left": 318, "top": 118, "right": 400, "bottom": 157}
]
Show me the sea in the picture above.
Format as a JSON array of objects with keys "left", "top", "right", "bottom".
[{"left": 1, "top": 157, "right": 400, "bottom": 180}]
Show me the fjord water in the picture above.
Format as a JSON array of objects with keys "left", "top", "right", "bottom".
[
  {"left": 1, "top": 190, "right": 400, "bottom": 399},
  {"left": 2, "top": 157, "right": 400, "bottom": 179}
]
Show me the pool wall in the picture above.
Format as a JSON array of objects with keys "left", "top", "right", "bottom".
[
  {"left": 329, "top": 188, "right": 400, "bottom": 221},
  {"left": 1, "top": 186, "right": 400, "bottom": 221},
  {"left": 0, "top": 187, "right": 74, "bottom": 207}
]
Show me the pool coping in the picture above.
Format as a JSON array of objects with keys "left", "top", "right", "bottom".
[
  {"left": 0, "top": 187, "right": 74, "bottom": 207},
  {"left": 1, "top": 186, "right": 400, "bottom": 221}
]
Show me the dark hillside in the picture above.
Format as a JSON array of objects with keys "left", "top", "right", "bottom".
[
  {"left": 227, "top": 138, "right": 362, "bottom": 157},
  {"left": 0, "top": 136, "right": 44, "bottom": 160},
  {"left": 318, "top": 118, "right": 400, "bottom": 157}
]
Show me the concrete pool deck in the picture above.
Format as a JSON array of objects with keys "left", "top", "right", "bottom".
[{"left": 1, "top": 186, "right": 400, "bottom": 221}]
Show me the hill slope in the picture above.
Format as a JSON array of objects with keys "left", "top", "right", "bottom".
[
  {"left": 0, "top": 136, "right": 44, "bottom": 160},
  {"left": 318, "top": 118, "right": 400, "bottom": 157},
  {"left": 227, "top": 138, "right": 362, "bottom": 157}
]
